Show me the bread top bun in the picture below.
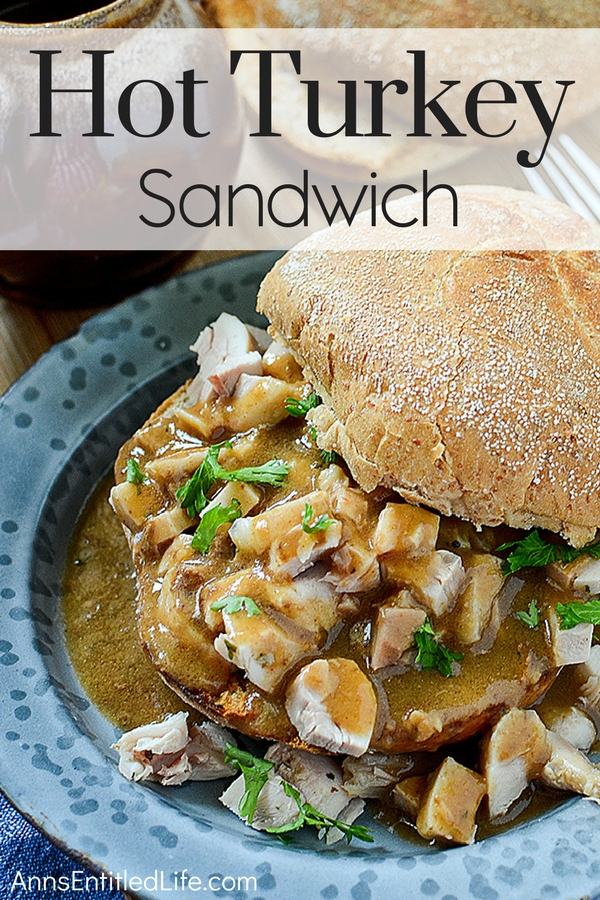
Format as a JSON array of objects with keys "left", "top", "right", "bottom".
[
  {"left": 257, "top": 186, "right": 600, "bottom": 547},
  {"left": 206, "top": 0, "right": 600, "bottom": 28}
]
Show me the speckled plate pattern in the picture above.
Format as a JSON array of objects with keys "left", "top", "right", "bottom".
[{"left": 1, "top": 253, "right": 600, "bottom": 900}]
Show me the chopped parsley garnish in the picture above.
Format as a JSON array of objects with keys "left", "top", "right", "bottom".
[
  {"left": 224, "top": 745, "right": 373, "bottom": 843},
  {"left": 414, "top": 619, "right": 463, "bottom": 677},
  {"left": 224, "top": 744, "right": 274, "bottom": 825},
  {"left": 191, "top": 500, "right": 241, "bottom": 553},
  {"left": 285, "top": 393, "right": 322, "bottom": 418},
  {"left": 177, "top": 442, "right": 289, "bottom": 517},
  {"left": 210, "top": 595, "right": 261, "bottom": 616},
  {"left": 320, "top": 449, "right": 339, "bottom": 466},
  {"left": 301, "top": 503, "right": 335, "bottom": 534},
  {"left": 266, "top": 781, "right": 374, "bottom": 844},
  {"left": 516, "top": 600, "right": 539, "bottom": 628},
  {"left": 556, "top": 599, "right": 600, "bottom": 630},
  {"left": 498, "top": 529, "right": 600, "bottom": 575},
  {"left": 125, "top": 458, "right": 147, "bottom": 486}
]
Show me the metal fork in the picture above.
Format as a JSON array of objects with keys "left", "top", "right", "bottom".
[{"left": 522, "top": 135, "right": 600, "bottom": 224}]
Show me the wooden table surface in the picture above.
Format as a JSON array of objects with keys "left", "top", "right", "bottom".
[{"left": 0, "top": 251, "right": 241, "bottom": 398}]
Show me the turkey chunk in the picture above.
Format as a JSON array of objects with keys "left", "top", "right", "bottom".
[
  {"left": 577, "top": 644, "right": 600, "bottom": 708},
  {"left": 229, "top": 375, "right": 301, "bottom": 432},
  {"left": 393, "top": 775, "right": 428, "bottom": 821},
  {"left": 142, "top": 504, "right": 192, "bottom": 548},
  {"left": 323, "top": 538, "right": 381, "bottom": 593},
  {"left": 548, "top": 556, "right": 600, "bottom": 594},
  {"left": 343, "top": 752, "right": 413, "bottom": 799},
  {"left": 452, "top": 554, "right": 504, "bottom": 645},
  {"left": 113, "top": 712, "right": 236, "bottom": 785},
  {"left": 187, "top": 313, "right": 263, "bottom": 404},
  {"left": 201, "top": 567, "right": 340, "bottom": 635},
  {"left": 214, "top": 608, "right": 312, "bottom": 693},
  {"left": 220, "top": 771, "right": 299, "bottom": 831},
  {"left": 270, "top": 518, "right": 343, "bottom": 578},
  {"left": 265, "top": 744, "right": 353, "bottom": 821},
  {"left": 229, "top": 491, "right": 330, "bottom": 557},
  {"left": 538, "top": 706, "right": 596, "bottom": 752},
  {"left": 285, "top": 658, "right": 377, "bottom": 756},
  {"left": 373, "top": 503, "right": 440, "bottom": 558},
  {"left": 383, "top": 550, "right": 467, "bottom": 617},
  {"left": 145, "top": 447, "right": 207, "bottom": 482},
  {"left": 370, "top": 603, "right": 427, "bottom": 670},
  {"left": 416, "top": 758, "right": 485, "bottom": 845},
  {"left": 481, "top": 709, "right": 551, "bottom": 819},
  {"left": 262, "top": 340, "right": 303, "bottom": 381},
  {"left": 547, "top": 609, "right": 593, "bottom": 667},
  {"left": 541, "top": 730, "right": 600, "bottom": 798},
  {"left": 109, "top": 480, "right": 150, "bottom": 532}
]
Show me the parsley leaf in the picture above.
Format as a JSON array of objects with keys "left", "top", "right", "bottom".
[
  {"left": 191, "top": 500, "right": 241, "bottom": 553},
  {"left": 556, "top": 599, "right": 600, "bottom": 630},
  {"left": 265, "top": 782, "right": 374, "bottom": 844},
  {"left": 320, "top": 449, "right": 339, "bottom": 466},
  {"left": 498, "top": 529, "right": 600, "bottom": 575},
  {"left": 223, "top": 745, "right": 374, "bottom": 843},
  {"left": 414, "top": 619, "right": 463, "bottom": 677},
  {"left": 210, "top": 595, "right": 261, "bottom": 616},
  {"left": 224, "top": 744, "right": 274, "bottom": 825},
  {"left": 285, "top": 393, "right": 322, "bottom": 418},
  {"left": 516, "top": 600, "right": 539, "bottom": 628},
  {"left": 301, "top": 503, "right": 335, "bottom": 534},
  {"left": 177, "top": 442, "right": 289, "bottom": 518},
  {"left": 125, "top": 458, "right": 147, "bottom": 486}
]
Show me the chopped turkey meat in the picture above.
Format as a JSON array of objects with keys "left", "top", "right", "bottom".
[
  {"left": 452, "top": 554, "right": 504, "bottom": 645},
  {"left": 481, "top": 709, "right": 551, "bottom": 819},
  {"left": 187, "top": 313, "right": 264, "bottom": 404},
  {"left": 269, "top": 518, "right": 343, "bottom": 578},
  {"left": 383, "top": 550, "right": 467, "bottom": 617},
  {"left": 548, "top": 556, "right": 600, "bottom": 594},
  {"left": 370, "top": 603, "right": 427, "bottom": 670},
  {"left": 113, "top": 712, "right": 236, "bottom": 785},
  {"left": 265, "top": 744, "right": 352, "bottom": 820},
  {"left": 541, "top": 730, "right": 600, "bottom": 798},
  {"left": 323, "top": 537, "right": 381, "bottom": 593},
  {"left": 393, "top": 775, "right": 429, "bottom": 821},
  {"left": 214, "top": 607, "right": 312, "bottom": 693},
  {"left": 262, "top": 340, "right": 303, "bottom": 381},
  {"left": 546, "top": 610, "right": 593, "bottom": 667},
  {"left": 577, "top": 644, "right": 600, "bottom": 708},
  {"left": 220, "top": 771, "right": 299, "bottom": 830},
  {"left": 142, "top": 504, "right": 193, "bottom": 548},
  {"left": 373, "top": 503, "right": 440, "bottom": 558},
  {"left": 229, "top": 374, "right": 301, "bottom": 431},
  {"left": 109, "top": 480, "right": 149, "bottom": 532},
  {"left": 416, "top": 757, "right": 485, "bottom": 845},
  {"left": 285, "top": 658, "right": 378, "bottom": 756},
  {"left": 145, "top": 447, "right": 207, "bottom": 483},
  {"left": 201, "top": 566, "right": 341, "bottom": 636},
  {"left": 538, "top": 706, "right": 596, "bottom": 752},
  {"left": 342, "top": 752, "right": 413, "bottom": 799},
  {"left": 229, "top": 491, "right": 331, "bottom": 557}
]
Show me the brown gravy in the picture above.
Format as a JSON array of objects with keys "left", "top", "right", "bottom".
[{"left": 62, "top": 474, "right": 194, "bottom": 732}]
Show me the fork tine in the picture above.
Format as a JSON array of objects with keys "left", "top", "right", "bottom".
[
  {"left": 546, "top": 145, "right": 600, "bottom": 222},
  {"left": 522, "top": 166, "right": 558, "bottom": 200},
  {"left": 538, "top": 153, "right": 597, "bottom": 223},
  {"left": 559, "top": 135, "right": 600, "bottom": 194}
]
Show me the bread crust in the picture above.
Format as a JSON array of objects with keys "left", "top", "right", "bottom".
[
  {"left": 258, "top": 186, "right": 600, "bottom": 546},
  {"left": 205, "top": 0, "right": 600, "bottom": 28}
]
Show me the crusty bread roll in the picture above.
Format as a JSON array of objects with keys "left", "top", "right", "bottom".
[
  {"left": 258, "top": 185, "right": 600, "bottom": 547},
  {"left": 206, "top": 0, "right": 600, "bottom": 28}
]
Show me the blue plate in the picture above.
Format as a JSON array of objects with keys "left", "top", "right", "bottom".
[{"left": 1, "top": 252, "right": 600, "bottom": 900}]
